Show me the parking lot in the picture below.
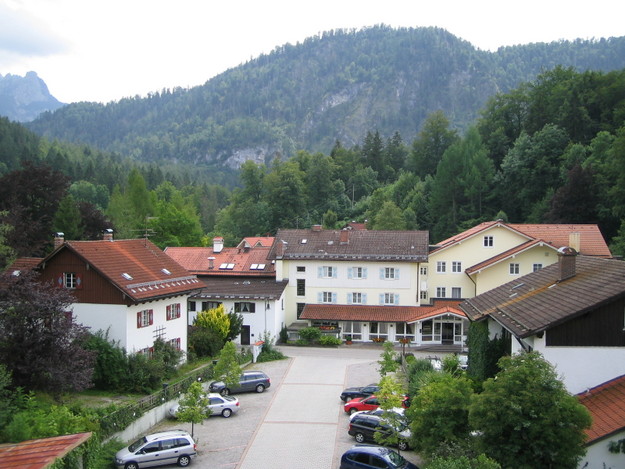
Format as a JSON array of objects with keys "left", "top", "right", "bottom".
[{"left": 150, "top": 344, "right": 425, "bottom": 468}]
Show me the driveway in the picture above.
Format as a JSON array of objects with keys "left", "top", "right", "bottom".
[{"left": 151, "top": 344, "right": 427, "bottom": 468}]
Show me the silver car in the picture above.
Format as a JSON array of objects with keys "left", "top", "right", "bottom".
[
  {"left": 169, "top": 393, "right": 240, "bottom": 418},
  {"left": 114, "top": 430, "right": 197, "bottom": 469}
]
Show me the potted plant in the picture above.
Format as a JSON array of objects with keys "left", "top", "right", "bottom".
[{"left": 344, "top": 335, "right": 353, "bottom": 345}]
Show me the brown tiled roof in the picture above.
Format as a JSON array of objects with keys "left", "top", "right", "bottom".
[
  {"left": 433, "top": 221, "right": 611, "bottom": 258},
  {"left": 578, "top": 375, "right": 625, "bottom": 444},
  {"left": 237, "top": 237, "right": 274, "bottom": 248},
  {"left": 4, "top": 257, "right": 42, "bottom": 275},
  {"left": 269, "top": 229, "right": 429, "bottom": 262},
  {"left": 465, "top": 240, "right": 559, "bottom": 274},
  {"left": 300, "top": 301, "right": 465, "bottom": 323},
  {"left": 0, "top": 432, "right": 92, "bottom": 469},
  {"left": 52, "top": 239, "right": 201, "bottom": 302},
  {"left": 165, "top": 245, "right": 274, "bottom": 277},
  {"left": 193, "top": 277, "right": 288, "bottom": 300},
  {"left": 460, "top": 255, "right": 625, "bottom": 338}
]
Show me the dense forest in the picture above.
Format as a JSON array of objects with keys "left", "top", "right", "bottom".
[
  {"left": 2, "top": 65, "right": 625, "bottom": 270},
  {"left": 26, "top": 26, "right": 625, "bottom": 169}
]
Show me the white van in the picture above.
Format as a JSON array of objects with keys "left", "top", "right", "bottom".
[{"left": 114, "top": 430, "right": 197, "bottom": 469}]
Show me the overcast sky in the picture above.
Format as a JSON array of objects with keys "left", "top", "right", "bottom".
[{"left": 1, "top": 0, "right": 623, "bottom": 104}]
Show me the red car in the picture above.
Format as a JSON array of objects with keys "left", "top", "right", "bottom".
[{"left": 344, "top": 395, "right": 409, "bottom": 415}]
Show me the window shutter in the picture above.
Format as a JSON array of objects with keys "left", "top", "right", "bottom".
[
  {"left": 317, "top": 292, "right": 322, "bottom": 302},
  {"left": 379, "top": 268, "right": 384, "bottom": 280},
  {"left": 347, "top": 294, "right": 352, "bottom": 304},
  {"left": 348, "top": 268, "right": 353, "bottom": 279},
  {"left": 362, "top": 293, "right": 367, "bottom": 304},
  {"left": 177, "top": 304, "right": 181, "bottom": 318},
  {"left": 318, "top": 267, "right": 323, "bottom": 278},
  {"left": 176, "top": 338, "right": 181, "bottom": 350},
  {"left": 332, "top": 293, "right": 337, "bottom": 304},
  {"left": 395, "top": 269, "right": 400, "bottom": 280},
  {"left": 137, "top": 312, "right": 142, "bottom": 328},
  {"left": 149, "top": 309, "right": 154, "bottom": 325},
  {"left": 395, "top": 294, "right": 400, "bottom": 305},
  {"left": 379, "top": 293, "right": 384, "bottom": 305},
  {"left": 363, "top": 268, "right": 368, "bottom": 279},
  {"left": 166, "top": 305, "right": 171, "bottom": 320},
  {"left": 333, "top": 268, "right": 337, "bottom": 279},
  {"left": 57, "top": 275, "right": 64, "bottom": 288},
  {"left": 75, "top": 274, "right": 83, "bottom": 289}
]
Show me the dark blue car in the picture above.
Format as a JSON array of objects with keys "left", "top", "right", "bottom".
[{"left": 340, "top": 445, "right": 419, "bottom": 469}]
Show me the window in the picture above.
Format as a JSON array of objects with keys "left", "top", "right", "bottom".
[
  {"left": 420, "top": 266, "right": 427, "bottom": 276},
  {"left": 436, "top": 261, "right": 446, "bottom": 273},
  {"left": 296, "top": 303, "right": 305, "bottom": 319},
  {"left": 201, "top": 301, "right": 221, "bottom": 311},
  {"left": 436, "top": 287, "right": 446, "bottom": 298},
  {"left": 509, "top": 263, "right": 520, "bottom": 275},
  {"left": 168, "top": 338, "right": 181, "bottom": 350},
  {"left": 296, "top": 279, "right": 306, "bottom": 296},
  {"left": 350, "top": 292, "right": 363, "bottom": 304},
  {"left": 533, "top": 263, "right": 543, "bottom": 272},
  {"left": 420, "top": 290, "right": 428, "bottom": 300},
  {"left": 322, "top": 292, "right": 333, "bottom": 303},
  {"left": 137, "top": 309, "right": 153, "bottom": 328},
  {"left": 452, "top": 261, "right": 462, "bottom": 273},
  {"left": 235, "top": 302, "right": 256, "bottom": 313},
  {"left": 383, "top": 293, "right": 396, "bottom": 305},
  {"left": 188, "top": 301, "right": 196, "bottom": 312},
  {"left": 64, "top": 272, "right": 77, "bottom": 289},
  {"left": 451, "top": 287, "right": 462, "bottom": 299},
  {"left": 321, "top": 266, "right": 335, "bottom": 278},
  {"left": 354, "top": 267, "right": 364, "bottom": 279},
  {"left": 484, "top": 235, "right": 494, "bottom": 247},
  {"left": 296, "top": 266, "right": 306, "bottom": 272},
  {"left": 166, "top": 303, "right": 181, "bottom": 320},
  {"left": 384, "top": 267, "right": 397, "bottom": 279}
]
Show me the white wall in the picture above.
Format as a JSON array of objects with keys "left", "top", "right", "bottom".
[{"left": 579, "top": 430, "right": 625, "bottom": 469}]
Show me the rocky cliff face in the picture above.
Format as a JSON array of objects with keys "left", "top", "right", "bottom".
[{"left": 0, "top": 72, "right": 64, "bottom": 122}]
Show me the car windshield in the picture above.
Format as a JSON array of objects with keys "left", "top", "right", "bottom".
[
  {"left": 387, "top": 450, "right": 408, "bottom": 467},
  {"left": 128, "top": 436, "right": 147, "bottom": 452},
  {"left": 223, "top": 395, "right": 237, "bottom": 402}
]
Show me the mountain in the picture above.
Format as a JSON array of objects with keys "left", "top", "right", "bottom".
[
  {"left": 0, "top": 72, "right": 64, "bottom": 122},
  {"left": 26, "top": 26, "right": 625, "bottom": 169}
]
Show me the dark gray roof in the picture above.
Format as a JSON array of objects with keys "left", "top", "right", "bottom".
[
  {"left": 192, "top": 277, "right": 288, "bottom": 300},
  {"left": 268, "top": 228, "right": 429, "bottom": 262},
  {"left": 460, "top": 255, "right": 625, "bottom": 338}
]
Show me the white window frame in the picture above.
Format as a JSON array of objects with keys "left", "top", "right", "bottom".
[
  {"left": 322, "top": 291, "right": 333, "bottom": 303},
  {"left": 484, "top": 235, "right": 494, "bottom": 247},
  {"left": 420, "top": 266, "right": 427, "bottom": 276},
  {"left": 509, "top": 263, "right": 520, "bottom": 275},
  {"left": 166, "top": 303, "right": 181, "bottom": 320},
  {"left": 322, "top": 266, "right": 335, "bottom": 278},
  {"left": 354, "top": 267, "right": 364, "bottom": 279},
  {"left": 138, "top": 309, "right": 151, "bottom": 328},
  {"left": 436, "top": 287, "right": 446, "bottom": 298},
  {"left": 384, "top": 267, "right": 397, "bottom": 279},
  {"left": 436, "top": 261, "right": 446, "bottom": 273},
  {"left": 351, "top": 292, "right": 363, "bottom": 304},
  {"left": 451, "top": 287, "right": 462, "bottom": 299},
  {"left": 64, "top": 272, "right": 77, "bottom": 289},
  {"left": 383, "top": 293, "right": 396, "bottom": 305},
  {"left": 533, "top": 263, "right": 543, "bottom": 272},
  {"left": 452, "top": 261, "right": 462, "bottom": 273}
]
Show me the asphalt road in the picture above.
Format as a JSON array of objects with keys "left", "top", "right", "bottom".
[{"left": 150, "top": 344, "right": 426, "bottom": 468}]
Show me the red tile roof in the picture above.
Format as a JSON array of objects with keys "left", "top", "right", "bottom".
[
  {"left": 237, "top": 237, "right": 274, "bottom": 248},
  {"left": 4, "top": 257, "right": 42, "bottom": 275},
  {"left": 53, "top": 239, "right": 201, "bottom": 302},
  {"left": 0, "top": 432, "right": 92, "bottom": 469},
  {"left": 165, "top": 245, "right": 274, "bottom": 277},
  {"left": 300, "top": 301, "right": 465, "bottom": 323},
  {"left": 578, "top": 375, "right": 625, "bottom": 444},
  {"left": 465, "top": 240, "right": 559, "bottom": 274},
  {"left": 433, "top": 222, "right": 611, "bottom": 258}
]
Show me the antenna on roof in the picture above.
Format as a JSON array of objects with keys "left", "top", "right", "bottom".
[{"left": 131, "top": 217, "right": 158, "bottom": 245}]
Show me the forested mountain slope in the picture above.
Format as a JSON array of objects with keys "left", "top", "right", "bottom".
[{"left": 27, "top": 26, "right": 625, "bottom": 168}]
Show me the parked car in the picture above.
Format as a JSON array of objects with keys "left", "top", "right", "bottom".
[
  {"left": 114, "top": 430, "right": 197, "bottom": 469},
  {"left": 169, "top": 393, "right": 240, "bottom": 418},
  {"left": 340, "top": 445, "right": 419, "bottom": 469},
  {"left": 348, "top": 414, "right": 412, "bottom": 451},
  {"left": 209, "top": 370, "right": 270, "bottom": 395},
  {"left": 344, "top": 395, "right": 409, "bottom": 415},
  {"left": 349, "top": 406, "right": 405, "bottom": 421},
  {"left": 340, "top": 383, "right": 380, "bottom": 402}
]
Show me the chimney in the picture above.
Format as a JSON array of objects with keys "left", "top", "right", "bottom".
[
  {"left": 340, "top": 229, "right": 349, "bottom": 244},
  {"left": 208, "top": 256, "right": 215, "bottom": 269},
  {"left": 213, "top": 237, "right": 224, "bottom": 253},
  {"left": 312, "top": 225, "right": 322, "bottom": 232},
  {"left": 103, "top": 228, "right": 114, "bottom": 241},
  {"left": 568, "top": 232, "right": 581, "bottom": 253},
  {"left": 557, "top": 246, "right": 577, "bottom": 282},
  {"left": 54, "top": 232, "right": 65, "bottom": 248}
]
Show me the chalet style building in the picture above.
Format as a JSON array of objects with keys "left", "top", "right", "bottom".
[
  {"left": 269, "top": 226, "right": 469, "bottom": 346},
  {"left": 427, "top": 221, "right": 611, "bottom": 301},
  {"left": 165, "top": 237, "right": 287, "bottom": 345},
  {"left": 36, "top": 231, "right": 201, "bottom": 355},
  {"left": 460, "top": 248, "right": 625, "bottom": 395}
]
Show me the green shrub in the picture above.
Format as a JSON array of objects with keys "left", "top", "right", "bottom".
[
  {"left": 298, "top": 327, "right": 322, "bottom": 343},
  {"left": 318, "top": 335, "right": 341, "bottom": 346},
  {"left": 188, "top": 326, "right": 225, "bottom": 358}
]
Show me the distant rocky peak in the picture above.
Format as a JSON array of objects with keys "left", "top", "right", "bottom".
[{"left": 0, "top": 71, "right": 64, "bottom": 122}]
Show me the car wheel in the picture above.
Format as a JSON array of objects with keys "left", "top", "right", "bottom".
[
  {"left": 124, "top": 463, "right": 139, "bottom": 469},
  {"left": 255, "top": 384, "right": 265, "bottom": 393},
  {"left": 349, "top": 407, "right": 359, "bottom": 415},
  {"left": 398, "top": 440, "right": 409, "bottom": 451},
  {"left": 222, "top": 408, "right": 233, "bottom": 418},
  {"left": 177, "top": 455, "right": 191, "bottom": 467},
  {"left": 354, "top": 432, "right": 366, "bottom": 443},
  {"left": 221, "top": 388, "right": 230, "bottom": 396}
]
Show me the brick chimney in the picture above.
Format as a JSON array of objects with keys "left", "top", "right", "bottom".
[
  {"left": 213, "top": 237, "right": 224, "bottom": 253},
  {"left": 557, "top": 246, "right": 577, "bottom": 282},
  {"left": 54, "top": 232, "right": 65, "bottom": 248},
  {"left": 103, "top": 228, "right": 114, "bottom": 241},
  {"left": 208, "top": 256, "right": 215, "bottom": 269},
  {"left": 568, "top": 232, "right": 581, "bottom": 253},
  {"left": 340, "top": 229, "right": 349, "bottom": 244},
  {"left": 312, "top": 224, "right": 322, "bottom": 232}
]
